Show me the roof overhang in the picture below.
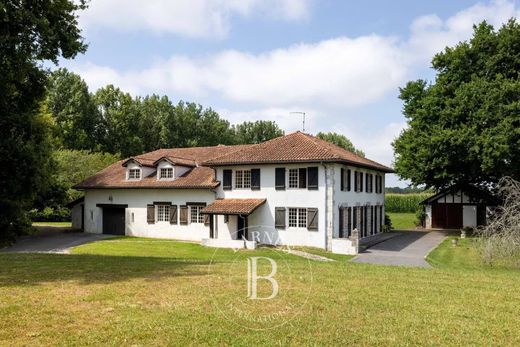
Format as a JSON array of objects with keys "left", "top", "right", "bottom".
[{"left": 201, "top": 198, "right": 266, "bottom": 215}]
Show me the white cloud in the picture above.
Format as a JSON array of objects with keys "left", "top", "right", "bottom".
[
  {"left": 72, "top": 36, "right": 408, "bottom": 108},
  {"left": 407, "top": 0, "right": 520, "bottom": 62},
  {"left": 79, "top": 0, "right": 310, "bottom": 38}
]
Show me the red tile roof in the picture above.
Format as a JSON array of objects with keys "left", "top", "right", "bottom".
[
  {"left": 201, "top": 199, "right": 266, "bottom": 215},
  {"left": 204, "top": 131, "right": 394, "bottom": 172},
  {"left": 74, "top": 131, "right": 392, "bottom": 190},
  {"left": 74, "top": 165, "right": 220, "bottom": 189}
]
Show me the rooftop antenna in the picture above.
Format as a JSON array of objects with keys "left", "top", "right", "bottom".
[{"left": 290, "top": 111, "right": 306, "bottom": 132}]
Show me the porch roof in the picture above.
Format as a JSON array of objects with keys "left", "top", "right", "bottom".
[{"left": 201, "top": 198, "right": 266, "bottom": 215}]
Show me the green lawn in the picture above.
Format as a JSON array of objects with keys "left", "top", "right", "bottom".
[
  {"left": 32, "top": 221, "right": 72, "bottom": 227},
  {"left": 387, "top": 212, "right": 416, "bottom": 230},
  {"left": 1, "top": 237, "right": 520, "bottom": 345}
]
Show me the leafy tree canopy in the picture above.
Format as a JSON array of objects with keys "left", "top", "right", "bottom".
[
  {"left": 233, "top": 121, "right": 284, "bottom": 144},
  {"left": 0, "top": 0, "right": 87, "bottom": 242},
  {"left": 393, "top": 20, "right": 520, "bottom": 189},
  {"left": 316, "top": 132, "right": 365, "bottom": 157}
]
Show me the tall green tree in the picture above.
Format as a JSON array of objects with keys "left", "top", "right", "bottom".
[
  {"left": 233, "top": 120, "right": 284, "bottom": 144},
  {"left": 393, "top": 20, "right": 520, "bottom": 189},
  {"left": 316, "top": 132, "right": 365, "bottom": 157},
  {"left": 46, "top": 68, "right": 100, "bottom": 150},
  {"left": 93, "top": 85, "right": 144, "bottom": 157},
  {"left": 0, "top": 0, "right": 87, "bottom": 242}
]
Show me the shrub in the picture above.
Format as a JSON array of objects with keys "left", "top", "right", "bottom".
[
  {"left": 383, "top": 213, "right": 393, "bottom": 232},
  {"left": 476, "top": 177, "right": 520, "bottom": 267}
]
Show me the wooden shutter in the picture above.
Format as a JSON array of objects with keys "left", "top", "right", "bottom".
[
  {"left": 307, "top": 208, "right": 318, "bottom": 231},
  {"left": 307, "top": 167, "right": 318, "bottom": 190},
  {"left": 275, "top": 168, "right": 286, "bottom": 190},
  {"left": 147, "top": 204, "right": 155, "bottom": 224},
  {"left": 299, "top": 168, "right": 307, "bottom": 188},
  {"left": 204, "top": 214, "right": 210, "bottom": 226},
  {"left": 223, "top": 169, "right": 232, "bottom": 190},
  {"left": 251, "top": 169, "right": 261, "bottom": 190},
  {"left": 347, "top": 207, "right": 352, "bottom": 237},
  {"left": 354, "top": 171, "right": 358, "bottom": 192},
  {"left": 340, "top": 168, "right": 345, "bottom": 191},
  {"left": 338, "top": 206, "right": 344, "bottom": 237},
  {"left": 347, "top": 169, "right": 351, "bottom": 191},
  {"left": 360, "top": 172, "right": 363, "bottom": 193},
  {"left": 179, "top": 205, "right": 188, "bottom": 225},
  {"left": 275, "top": 207, "right": 286, "bottom": 229},
  {"left": 170, "top": 205, "right": 178, "bottom": 224}
]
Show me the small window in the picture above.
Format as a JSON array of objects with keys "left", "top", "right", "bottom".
[
  {"left": 128, "top": 168, "right": 141, "bottom": 180},
  {"left": 288, "top": 169, "right": 299, "bottom": 188},
  {"left": 224, "top": 214, "right": 229, "bottom": 223},
  {"left": 190, "top": 205, "right": 204, "bottom": 223},
  {"left": 288, "top": 208, "right": 307, "bottom": 228},
  {"left": 160, "top": 167, "right": 174, "bottom": 179},
  {"left": 235, "top": 170, "right": 251, "bottom": 189},
  {"left": 156, "top": 205, "right": 170, "bottom": 222}
]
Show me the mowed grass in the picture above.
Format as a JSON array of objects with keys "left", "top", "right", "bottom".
[
  {"left": 32, "top": 222, "right": 72, "bottom": 227},
  {"left": 387, "top": 212, "right": 417, "bottom": 230},
  {"left": 1, "top": 237, "right": 520, "bottom": 346}
]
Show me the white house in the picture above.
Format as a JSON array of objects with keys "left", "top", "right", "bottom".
[{"left": 72, "top": 131, "right": 393, "bottom": 254}]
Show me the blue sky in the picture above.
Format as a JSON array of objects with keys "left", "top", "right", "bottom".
[{"left": 61, "top": 0, "right": 520, "bottom": 187}]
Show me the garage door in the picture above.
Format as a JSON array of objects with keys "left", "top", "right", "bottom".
[
  {"left": 432, "top": 204, "right": 462, "bottom": 229},
  {"left": 102, "top": 207, "right": 126, "bottom": 235}
]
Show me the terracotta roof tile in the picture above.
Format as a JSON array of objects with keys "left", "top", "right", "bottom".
[
  {"left": 74, "top": 164, "right": 219, "bottom": 189},
  {"left": 75, "top": 132, "right": 392, "bottom": 190},
  {"left": 201, "top": 199, "right": 266, "bottom": 215},
  {"left": 203, "top": 131, "right": 394, "bottom": 172}
]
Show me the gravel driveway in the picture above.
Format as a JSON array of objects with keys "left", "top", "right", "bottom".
[
  {"left": 353, "top": 231, "right": 447, "bottom": 268},
  {"left": 1, "top": 231, "right": 113, "bottom": 254}
]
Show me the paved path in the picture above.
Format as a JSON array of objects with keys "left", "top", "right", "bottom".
[
  {"left": 1, "top": 231, "right": 113, "bottom": 254},
  {"left": 352, "top": 231, "right": 447, "bottom": 268}
]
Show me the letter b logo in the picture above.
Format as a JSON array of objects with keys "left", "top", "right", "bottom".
[{"left": 246, "top": 257, "right": 279, "bottom": 300}]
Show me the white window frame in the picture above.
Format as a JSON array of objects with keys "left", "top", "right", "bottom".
[
  {"left": 234, "top": 170, "right": 251, "bottom": 189},
  {"left": 156, "top": 204, "right": 170, "bottom": 222},
  {"left": 288, "top": 207, "right": 307, "bottom": 229},
  {"left": 288, "top": 169, "right": 299, "bottom": 189},
  {"left": 159, "top": 167, "right": 174, "bottom": 180},
  {"left": 128, "top": 168, "right": 141, "bottom": 180},
  {"left": 190, "top": 205, "right": 204, "bottom": 224}
]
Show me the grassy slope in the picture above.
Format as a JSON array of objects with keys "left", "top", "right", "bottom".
[
  {"left": 1, "top": 238, "right": 520, "bottom": 346},
  {"left": 387, "top": 212, "right": 416, "bottom": 230}
]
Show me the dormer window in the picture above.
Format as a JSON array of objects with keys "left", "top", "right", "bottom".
[
  {"left": 128, "top": 168, "right": 141, "bottom": 180},
  {"left": 160, "top": 167, "right": 174, "bottom": 179}
]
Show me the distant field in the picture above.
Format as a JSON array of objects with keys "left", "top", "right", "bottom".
[
  {"left": 387, "top": 212, "right": 417, "bottom": 230},
  {"left": 385, "top": 193, "right": 431, "bottom": 213}
]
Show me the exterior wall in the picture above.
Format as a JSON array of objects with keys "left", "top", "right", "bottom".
[
  {"left": 71, "top": 203, "right": 83, "bottom": 230},
  {"left": 463, "top": 205, "right": 477, "bottom": 228},
  {"left": 332, "top": 164, "right": 386, "bottom": 238},
  {"left": 83, "top": 189, "right": 214, "bottom": 241},
  {"left": 425, "top": 205, "right": 432, "bottom": 229},
  {"left": 214, "top": 164, "right": 328, "bottom": 249}
]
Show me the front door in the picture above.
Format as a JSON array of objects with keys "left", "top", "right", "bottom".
[
  {"left": 103, "top": 207, "right": 126, "bottom": 235},
  {"left": 237, "top": 216, "right": 245, "bottom": 240}
]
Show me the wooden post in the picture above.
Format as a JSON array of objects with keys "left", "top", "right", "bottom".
[{"left": 209, "top": 214, "right": 214, "bottom": 239}]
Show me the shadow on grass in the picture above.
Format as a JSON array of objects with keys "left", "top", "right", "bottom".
[{"left": 0, "top": 252, "right": 213, "bottom": 287}]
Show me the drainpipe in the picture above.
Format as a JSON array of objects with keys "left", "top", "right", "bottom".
[{"left": 321, "top": 162, "right": 334, "bottom": 251}]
